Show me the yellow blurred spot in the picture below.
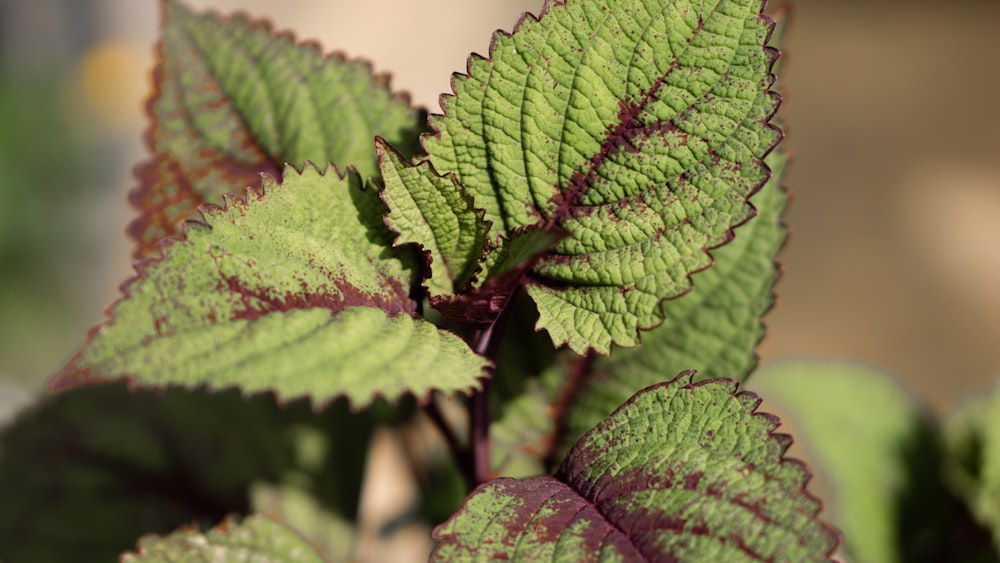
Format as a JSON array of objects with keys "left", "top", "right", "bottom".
[{"left": 79, "top": 40, "right": 147, "bottom": 130}]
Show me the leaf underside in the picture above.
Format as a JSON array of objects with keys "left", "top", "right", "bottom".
[
  {"left": 121, "top": 514, "right": 324, "bottom": 562},
  {"left": 129, "top": 0, "right": 424, "bottom": 258},
  {"left": 433, "top": 373, "right": 838, "bottom": 561},
  {"left": 52, "top": 165, "right": 487, "bottom": 408},
  {"left": 422, "top": 0, "right": 781, "bottom": 354}
]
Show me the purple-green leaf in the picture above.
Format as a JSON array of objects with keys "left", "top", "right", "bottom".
[
  {"left": 424, "top": 0, "right": 781, "bottom": 354},
  {"left": 129, "top": 0, "right": 424, "bottom": 258},
  {"left": 51, "top": 165, "right": 487, "bottom": 408},
  {"left": 433, "top": 373, "right": 838, "bottom": 561},
  {"left": 555, "top": 149, "right": 788, "bottom": 453}
]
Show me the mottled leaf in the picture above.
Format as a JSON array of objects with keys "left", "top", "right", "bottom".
[
  {"left": 130, "top": 0, "right": 424, "bottom": 257},
  {"left": 121, "top": 514, "right": 324, "bottom": 562},
  {"left": 377, "top": 138, "right": 489, "bottom": 297},
  {"left": 424, "top": 0, "right": 781, "bottom": 353},
  {"left": 751, "top": 360, "right": 963, "bottom": 563},
  {"left": 433, "top": 373, "right": 838, "bottom": 561},
  {"left": 554, "top": 150, "right": 788, "bottom": 453},
  {"left": 52, "top": 165, "right": 487, "bottom": 408}
]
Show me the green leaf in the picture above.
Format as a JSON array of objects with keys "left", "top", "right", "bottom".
[
  {"left": 377, "top": 138, "right": 489, "bottom": 297},
  {"left": 554, "top": 150, "right": 788, "bottom": 453},
  {"left": 51, "top": 165, "right": 487, "bottom": 408},
  {"left": 750, "top": 360, "right": 962, "bottom": 563},
  {"left": 425, "top": 0, "right": 781, "bottom": 353},
  {"left": 250, "top": 481, "right": 355, "bottom": 561},
  {"left": 944, "top": 376, "right": 1000, "bottom": 552},
  {"left": 130, "top": 0, "right": 425, "bottom": 258},
  {"left": 121, "top": 514, "right": 324, "bottom": 562},
  {"left": 0, "top": 384, "right": 295, "bottom": 561},
  {"left": 433, "top": 373, "right": 838, "bottom": 561}
]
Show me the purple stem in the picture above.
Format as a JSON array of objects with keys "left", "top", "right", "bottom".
[
  {"left": 423, "top": 396, "right": 464, "bottom": 469},
  {"left": 467, "top": 288, "right": 520, "bottom": 487}
]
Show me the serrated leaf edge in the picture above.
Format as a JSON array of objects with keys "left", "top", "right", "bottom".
[
  {"left": 128, "top": 0, "right": 425, "bottom": 259},
  {"left": 422, "top": 2, "right": 785, "bottom": 355},
  {"left": 375, "top": 137, "right": 492, "bottom": 299},
  {"left": 542, "top": 149, "right": 792, "bottom": 463},
  {"left": 435, "top": 371, "right": 841, "bottom": 560},
  {"left": 54, "top": 162, "right": 487, "bottom": 412}
]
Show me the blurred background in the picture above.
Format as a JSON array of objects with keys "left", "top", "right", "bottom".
[{"left": 1, "top": 0, "right": 999, "bottom": 421}]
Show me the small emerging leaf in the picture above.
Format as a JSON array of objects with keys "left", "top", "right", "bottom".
[
  {"left": 426, "top": 0, "right": 782, "bottom": 353},
  {"left": 377, "top": 138, "right": 489, "bottom": 297},
  {"left": 121, "top": 514, "right": 324, "bottom": 562},
  {"left": 52, "top": 165, "right": 487, "bottom": 408},
  {"left": 433, "top": 373, "right": 838, "bottom": 561},
  {"left": 131, "top": 0, "right": 424, "bottom": 257},
  {"left": 431, "top": 227, "right": 564, "bottom": 326}
]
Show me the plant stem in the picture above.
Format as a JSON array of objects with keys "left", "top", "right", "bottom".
[
  {"left": 423, "top": 396, "right": 467, "bottom": 475},
  {"left": 467, "top": 288, "right": 520, "bottom": 487},
  {"left": 469, "top": 374, "right": 491, "bottom": 487}
]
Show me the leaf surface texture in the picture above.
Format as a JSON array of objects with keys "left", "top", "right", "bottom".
[
  {"left": 130, "top": 0, "right": 423, "bottom": 257},
  {"left": 424, "top": 0, "right": 781, "bottom": 353},
  {"left": 433, "top": 373, "right": 838, "bottom": 561},
  {"left": 53, "top": 166, "right": 486, "bottom": 407}
]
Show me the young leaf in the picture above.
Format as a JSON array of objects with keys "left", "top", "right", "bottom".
[
  {"left": 555, "top": 150, "right": 788, "bottom": 453},
  {"left": 377, "top": 138, "right": 490, "bottom": 297},
  {"left": 433, "top": 373, "right": 838, "bottom": 561},
  {"left": 130, "top": 0, "right": 425, "bottom": 258},
  {"left": 431, "top": 227, "right": 564, "bottom": 327},
  {"left": 121, "top": 514, "right": 324, "bottom": 562},
  {"left": 424, "top": 0, "right": 781, "bottom": 353},
  {"left": 51, "top": 165, "right": 487, "bottom": 408},
  {"left": 750, "top": 360, "right": 962, "bottom": 563}
]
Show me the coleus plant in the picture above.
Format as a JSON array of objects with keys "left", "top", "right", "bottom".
[
  {"left": 1, "top": 0, "right": 993, "bottom": 560},
  {"left": 11, "top": 0, "right": 834, "bottom": 559}
]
